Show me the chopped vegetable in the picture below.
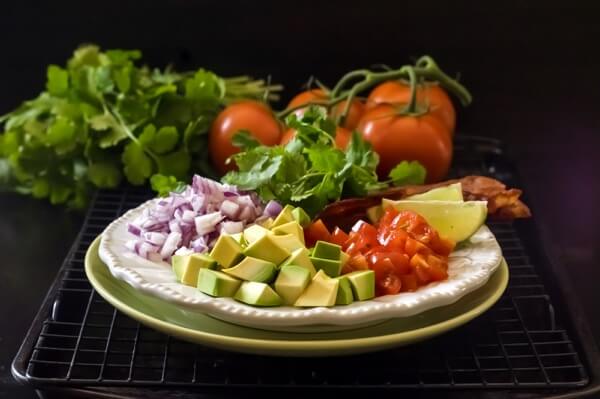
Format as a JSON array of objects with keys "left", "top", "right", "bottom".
[{"left": 125, "top": 175, "right": 281, "bottom": 260}]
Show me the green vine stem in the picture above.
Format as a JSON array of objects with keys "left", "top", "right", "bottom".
[
  {"left": 276, "top": 55, "right": 472, "bottom": 123},
  {"left": 404, "top": 66, "right": 418, "bottom": 114}
]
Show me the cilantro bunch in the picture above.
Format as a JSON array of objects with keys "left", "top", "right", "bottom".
[
  {"left": 222, "top": 108, "right": 426, "bottom": 217},
  {"left": 0, "top": 45, "right": 280, "bottom": 208}
]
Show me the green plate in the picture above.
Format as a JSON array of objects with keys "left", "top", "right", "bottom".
[{"left": 86, "top": 237, "right": 508, "bottom": 357}]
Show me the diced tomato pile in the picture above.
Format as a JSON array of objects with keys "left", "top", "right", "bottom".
[{"left": 305, "top": 208, "right": 455, "bottom": 297}]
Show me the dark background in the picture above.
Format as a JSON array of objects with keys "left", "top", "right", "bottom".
[{"left": 1, "top": 1, "right": 599, "bottom": 397}]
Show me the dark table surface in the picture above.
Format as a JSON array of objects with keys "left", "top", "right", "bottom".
[{"left": 1, "top": 1, "right": 599, "bottom": 398}]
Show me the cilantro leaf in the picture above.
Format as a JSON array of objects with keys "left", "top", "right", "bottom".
[
  {"left": 389, "top": 160, "right": 427, "bottom": 186},
  {"left": 231, "top": 130, "right": 260, "bottom": 150},
  {"left": 88, "top": 162, "right": 122, "bottom": 188},
  {"left": 46, "top": 65, "right": 69, "bottom": 96},
  {"left": 150, "top": 174, "right": 186, "bottom": 197},
  {"left": 122, "top": 142, "right": 153, "bottom": 185}
]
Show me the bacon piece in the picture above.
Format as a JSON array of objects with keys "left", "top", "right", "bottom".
[{"left": 318, "top": 176, "right": 531, "bottom": 230}]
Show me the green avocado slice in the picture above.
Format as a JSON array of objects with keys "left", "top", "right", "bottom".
[
  {"left": 197, "top": 269, "right": 241, "bottom": 297},
  {"left": 274, "top": 265, "right": 311, "bottom": 305},
  {"left": 209, "top": 235, "right": 243, "bottom": 269},
  {"left": 172, "top": 253, "right": 217, "bottom": 286},
  {"left": 222, "top": 256, "right": 276, "bottom": 283},
  {"left": 234, "top": 281, "right": 282, "bottom": 306},
  {"left": 346, "top": 270, "right": 376, "bottom": 301},
  {"left": 334, "top": 275, "right": 354, "bottom": 305}
]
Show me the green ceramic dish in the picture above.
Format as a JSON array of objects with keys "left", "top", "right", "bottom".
[{"left": 86, "top": 237, "right": 508, "bottom": 357}]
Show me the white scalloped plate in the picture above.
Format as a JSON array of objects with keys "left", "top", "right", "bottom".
[{"left": 98, "top": 198, "right": 503, "bottom": 332}]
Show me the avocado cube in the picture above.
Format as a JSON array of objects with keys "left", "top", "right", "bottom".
[
  {"left": 234, "top": 281, "right": 282, "bottom": 306},
  {"left": 271, "top": 234, "right": 305, "bottom": 253},
  {"left": 280, "top": 248, "right": 316, "bottom": 277},
  {"left": 366, "top": 205, "right": 383, "bottom": 224},
  {"left": 259, "top": 217, "right": 274, "bottom": 229},
  {"left": 222, "top": 256, "right": 276, "bottom": 283},
  {"left": 340, "top": 251, "right": 350, "bottom": 267},
  {"left": 229, "top": 232, "right": 246, "bottom": 246},
  {"left": 244, "top": 234, "right": 291, "bottom": 265},
  {"left": 209, "top": 234, "right": 244, "bottom": 269},
  {"left": 243, "top": 224, "right": 270, "bottom": 245},
  {"left": 291, "top": 207, "right": 311, "bottom": 227},
  {"left": 346, "top": 270, "right": 375, "bottom": 301},
  {"left": 172, "top": 253, "right": 217, "bottom": 286},
  {"left": 274, "top": 265, "right": 311, "bottom": 305},
  {"left": 334, "top": 276, "right": 354, "bottom": 305},
  {"left": 312, "top": 241, "right": 341, "bottom": 260},
  {"left": 197, "top": 268, "right": 241, "bottom": 297},
  {"left": 294, "top": 270, "right": 339, "bottom": 307},
  {"left": 310, "top": 256, "right": 342, "bottom": 277},
  {"left": 271, "top": 221, "right": 305, "bottom": 245},
  {"left": 271, "top": 205, "right": 295, "bottom": 228}
]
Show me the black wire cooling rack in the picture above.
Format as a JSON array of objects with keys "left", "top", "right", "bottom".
[{"left": 12, "top": 136, "right": 600, "bottom": 398}]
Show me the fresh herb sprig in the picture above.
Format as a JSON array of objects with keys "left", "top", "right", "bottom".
[
  {"left": 222, "top": 108, "right": 425, "bottom": 217},
  {"left": 0, "top": 45, "right": 280, "bottom": 208}
]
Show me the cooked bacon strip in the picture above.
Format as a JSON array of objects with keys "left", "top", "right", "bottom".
[{"left": 318, "top": 176, "right": 531, "bottom": 229}]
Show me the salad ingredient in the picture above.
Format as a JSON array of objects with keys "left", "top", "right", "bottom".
[
  {"left": 197, "top": 268, "right": 242, "bottom": 297},
  {"left": 271, "top": 204, "right": 295, "bottom": 228},
  {"left": 0, "top": 45, "right": 281, "bottom": 208},
  {"left": 280, "top": 248, "right": 317, "bottom": 277},
  {"left": 313, "top": 240, "right": 342, "bottom": 260},
  {"left": 274, "top": 265, "right": 312, "bottom": 305},
  {"left": 126, "top": 175, "right": 275, "bottom": 260},
  {"left": 345, "top": 270, "right": 376, "bottom": 300},
  {"left": 280, "top": 126, "right": 351, "bottom": 150},
  {"left": 357, "top": 103, "right": 452, "bottom": 182},
  {"left": 294, "top": 270, "right": 340, "bottom": 307},
  {"left": 172, "top": 253, "right": 217, "bottom": 286},
  {"left": 382, "top": 199, "right": 488, "bottom": 242},
  {"left": 406, "top": 182, "right": 463, "bottom": 201},
  {"left": 292, "top": 207, "right": 311, "bottom": 227},
  {"left": 271, "top": 234, "right": 305, "bottom": 252},
  {"left": 243, "top": 224, "right": 270, "bottom": 244},
  {"left": 210, "top": 234, "right": 244, "bottom": 268},
  {"left": 286, "top": 89, "right": 328, "bottom": 119},
  {"left": 329, "top": 98, "right": 366, "bottom": 131},
  {"left": 304, "top": 219, "right": 332, "bottom": 247},
  {"left": 223, "top": 110, "right": 386, "bottom": 217},
  {"left": 244, "top": 234, "right": 291, "bottom": 265},
  {"left": 335, "top": 276, "right": 354, "bottom": 305},
  {"left": 235, "top": 282, "right": 283, "bottom": 306},
  {"left": 272, "top": 221, "right": 305, "bottom": 244},
  {"left": 222, "top": 256, "right": 277, "bottom": 283},
  {"left": 209, "top": 101, "right": 282, "bottom": 174},
  {"left": 367, "top": 81, "right": 456, "bottom": 133},
  {"left": 310, "top": 255, "right": 343, "bottom": 278}
]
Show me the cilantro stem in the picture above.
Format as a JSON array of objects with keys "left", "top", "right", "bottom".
[{"left": 106, "top": 104, "right": 160, "bottom": 163}]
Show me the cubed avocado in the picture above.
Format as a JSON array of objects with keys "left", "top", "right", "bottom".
[
  {"left": 271, "top": 204, "right": 295, "bottom": 228},
  {"left": 197, "top": 268, "right": 241, "bottom": 297},
  {"left": 274, "top": 265, "right": 311, "bottom": 305},
  {"left": 222, "top": 256, "right": 276, "bottom": 283},
  {"left": 294, "top": 270, "right": 339, "bottom": 307},
  {"left": 334, "top": 276, "right": 354, "bottom": 305},
  {"left": 312, "top": 241, "right": 341, "bottom": 260},
  {"left": 234, "top": 281, "right": 282, "bottom": 306},
  {"left": 310, "top": 256, "right": 342, "bottom": 277},
  {"left": 259, "top": 217, "right": 274, "bottom": 229},
  {"left": 172, "top": 253, "right": 217, "bottom": 286},
  {"left": 271, "top": 221, "right": 305, "bottom": 245},
  {"left": 340, "top": 251, "right": 350, "bottom": 268},
  {"left": 270, "top": 234, "right": 305, "bottom": 253},
  {"left": 229, "top": 232, "right": 246, "bottom": 246},
  {"left": 346, "top": 270, "right": 375, "bottom": 301},
  {"left": 243, "top": 224, "right": 270, "bottom": 244},
  {"left": 244, "top": 234, "right": 291, "bottom": 265},
  {"left": 280, "top": 248, "right": 317, "bottom": 277},
  {"left": 209, "top": 234, "right": 244, "bottom": 269},
  {"left": 291, "top": 207, "right": 311, "bottom": 227}
]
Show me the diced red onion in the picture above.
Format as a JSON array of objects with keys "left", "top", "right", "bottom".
[
  {"left": 220, "top": 200, "right": 240, "bottom": 219},
  {"left": 127, "top": 224, "right": 142, "bottom": 236},
  {"left": 144, "top": 232, "right": 167, "bottom": 246},
  {"left": 194, "top": 212, "right": 224, "bottom": 236},
  {"left": 221, "top": 221, "right": 244, "bottom": 234},
  {"left": 238, "top": 206, "right": 254, "bottom": 222},
  {"left": 160, "top": 232, "right": 182, "bottom": 258},
  {"left": 148, "top": 252, "right": 163, "bottom": 262},
  {"left": 264, "top": 200, "right": 282, "bottom": 218}
]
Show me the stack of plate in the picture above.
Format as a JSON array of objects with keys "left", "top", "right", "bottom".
[{"left": 86, "top": 201, "right": 508, "bottom": 357}]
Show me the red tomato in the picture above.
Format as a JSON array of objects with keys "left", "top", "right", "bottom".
[
  {"left": 280, "top": 126, "right": 351, "bottom": 150},
  {"left": 287, "top": 89, "right": 365, "bottom": 130},
  {"left": 356, "top": 104, "right": 452, "bottom": 182},
  {"left": 304, "top": 219, "right": 331, "bottom": 248},
  {"left": 286, "top": 89, "right": 328, "bottom": 119},
  {"left": 330, "top": 99, "right": 366, "bottom": 130},
  {"left": 400, "top": 273, "right": 418, "bottom": 292},
  {"left": 405, "top": 237, "right": 431, "bottom": 257},
  {"left": 209, "top": 101, "right": 281, "bottom": 175},
  {"left": 367, "top": 80, "right": 456, "bottom": 134},
  {"left": 330, "top": 227, "right": 350, "bottom": 247},
  {"left": 370, "top": 257, "right": 402, "bottom": 296},
  {"left": 429, "top": 236, "right": 455, "bottom": 257},
  {"left": 370, "top": 251, "right": 411, "bottom": 275}
]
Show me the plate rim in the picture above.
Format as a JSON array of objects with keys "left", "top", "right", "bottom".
[
  {"left": 87, "top": 237, "right": 509, "bottom": 354},
  {"left": 98, "top": 198, "right": 503, "bottom": 328}
]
